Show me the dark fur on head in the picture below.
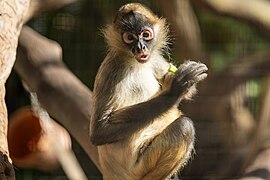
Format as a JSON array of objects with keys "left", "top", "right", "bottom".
[
  {"left": 115, "top": 11, "right": 152, "bottom": 34},
  {"left": 114, "top": 3, "right": 159, "bottom": 25},
  {"left": 102, "top": 3, "right": 170, "bottom": 57}
]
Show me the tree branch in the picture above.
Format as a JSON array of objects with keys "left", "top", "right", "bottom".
[
  {"left": 0, "top": 1, "right": 31, "bottom": 178},
  {"left": 191, "top": 0, "right": 270, "bottom": 39},
  {"left": 14, "top": 26, "right": 100, "bottom": 170}
]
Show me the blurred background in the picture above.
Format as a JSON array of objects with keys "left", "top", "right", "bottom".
[{"left": 6, "top": 0, "right": 270, "bottom": 179}]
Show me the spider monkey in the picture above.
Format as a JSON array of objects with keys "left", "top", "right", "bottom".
[{"left": 90, "top": 3, "right": 208, "bottom": 180}]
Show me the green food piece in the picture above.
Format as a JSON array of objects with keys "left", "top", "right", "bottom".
[{"left": 168, "top": 63, "right": 177, "bottom": 73}]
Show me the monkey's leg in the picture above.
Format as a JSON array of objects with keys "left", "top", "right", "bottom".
[{"left": 139, "top": 116, "right": 194, "bottom": 180}]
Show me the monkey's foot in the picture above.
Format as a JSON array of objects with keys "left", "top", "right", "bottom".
[{"left": 0, "top": 152, "right": 15, "bottom": 180}]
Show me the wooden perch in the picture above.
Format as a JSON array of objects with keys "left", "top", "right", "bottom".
[
  {"left": 0, "top": 0, "right": 29, "bottom": 155},
  {"left": 14, "top": 26, "right": 100, "bottom": 170},
  {"left": 191, "top": 0, "right": 270, "bottom": 39}
]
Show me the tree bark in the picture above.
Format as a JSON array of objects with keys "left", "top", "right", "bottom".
[
  {"left": 0, "top": 0, "right": 29, "bottom": 157},
  {"left": 0, "top": 0, "right": 30, "bottom": 178}
]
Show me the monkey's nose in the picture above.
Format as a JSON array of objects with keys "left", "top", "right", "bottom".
[
  {"left": 136, "top": 47, "right": 142, "bottom": 53},
  {"left": 136, "top": 42, "right": 146, "bottom": 53}
]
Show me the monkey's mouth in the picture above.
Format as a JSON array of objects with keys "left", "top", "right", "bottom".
[{"left": 135, "top": 53, "right": 150, "bottom": 63}]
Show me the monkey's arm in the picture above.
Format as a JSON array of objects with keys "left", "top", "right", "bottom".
[
  {"left": 90, "top": 61, "right": 207, "bottom": 145},
  {"left": 91, "top": 92, "right": 178, "bottom": 145}
]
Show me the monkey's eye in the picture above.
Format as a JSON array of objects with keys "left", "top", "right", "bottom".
[
  {"left": 142, "top": 28, "right": 153, "bottom": 41},
  {"left": 123, "top": 32, "right": 137, "bottom": 44}
]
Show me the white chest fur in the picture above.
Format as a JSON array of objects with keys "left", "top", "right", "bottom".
[{"left": 114, "top": 63, "right": 160, "bottom": 108}]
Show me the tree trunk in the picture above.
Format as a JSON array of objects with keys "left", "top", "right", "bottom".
[{"left": 0, "top": 0, "right": 30, "bottom": 178}]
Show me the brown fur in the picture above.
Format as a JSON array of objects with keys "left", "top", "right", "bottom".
[{"left": 90, "top": 3, "right": 207, "bottom": 180}]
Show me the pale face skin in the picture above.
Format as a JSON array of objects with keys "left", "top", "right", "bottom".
[{"left": 117, "top": 11, "right": 155, "bottom": 63}]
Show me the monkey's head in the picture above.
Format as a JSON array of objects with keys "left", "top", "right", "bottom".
[{"left": 103, "top": 3, "right": 169, "bottom": 63}]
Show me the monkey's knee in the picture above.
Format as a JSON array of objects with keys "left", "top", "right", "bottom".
[
  {"left": 140, "top": 116, "right": 195, "bottom": 155},
  {"left": 162, "top": 116, "right": 195, "bottom": 167},
  {"left": 137, "top": 117, "right": 195, "bottom": 179},
  {"left": 164, "top": 116, "right": 195, "bottom": 173},
  {"left": 139, "top": 116, "right": 195, "bottom": 161},
  {"left": 168, "top": 116, "right": 195, "bottom": 147},
  {"left": 179, "top": 116, "right": 195, "bottom": 143}
]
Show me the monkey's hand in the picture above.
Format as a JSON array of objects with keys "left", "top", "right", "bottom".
[{"left": 169, "top": 61, "right": 208, "bottom": 98}]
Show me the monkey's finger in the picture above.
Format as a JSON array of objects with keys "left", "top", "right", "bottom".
[
  {"left": 183, "top": 73, "right": 207, "bottom": 88},
  {"left": 176, "top": 63, "right": 207, "bottom": 83},
  {"left": 195, "top": 73, "right": 208, "bottom": 83},
  {"left": 177, "top": 61, "right": 207, "bottom": 77},
  {"left": 189, "top": 63, "right": 208, "bottom": 80},
  {"left": 175, "top": 61, "right": 199, "bottom": 82},
  {"left": 188, "top": 67, "right": 208, "bottom": 84},
  {"left": 177, "top": 61, "right": 198, "bottom": 75}
]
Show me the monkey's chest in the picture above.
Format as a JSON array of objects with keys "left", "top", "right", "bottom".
[{"left": 114, "top": 72, "right": 160, "bottom": 107}]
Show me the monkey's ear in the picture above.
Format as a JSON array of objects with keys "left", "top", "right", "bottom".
[
  {"left": 113, "top": 12, "right": 120, "bottom": 24},
  {"left": 114, "top": 5, "right": 125, "bottom": 24}
]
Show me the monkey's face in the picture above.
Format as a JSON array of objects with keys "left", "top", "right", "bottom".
[{"left": 116, "top": 11, "right": 155, "bottom": 63}]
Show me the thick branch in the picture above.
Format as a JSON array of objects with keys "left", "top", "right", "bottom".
[
  {"left": 14, "top": 26, "right": 100, "bottom": 170},
  {"left": 191, "top": 0, "right": 270, "bottom": 39},
  {"left": 0, "top": 0, "right": 30, "bottom": 158},
  {"left": 0, "top": 1, "right": 30, "bottom": 178}
]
